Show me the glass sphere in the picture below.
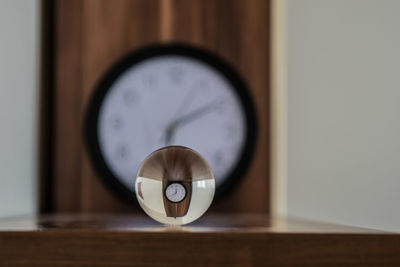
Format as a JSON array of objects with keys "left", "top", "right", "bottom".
[{"left": 135, "top": 146, "right": 215, "bottom": 225}]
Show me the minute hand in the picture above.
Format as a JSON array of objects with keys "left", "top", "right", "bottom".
[{"left": 173, "top": 100, "right": 220, "bottom": 128}]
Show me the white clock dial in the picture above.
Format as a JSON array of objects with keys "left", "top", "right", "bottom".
[
  {"left": 95, "top": 52, "right": 250, "bottom": 195},
  {"left": 165, "top": 183, "right": 187, "bottom": 203}
]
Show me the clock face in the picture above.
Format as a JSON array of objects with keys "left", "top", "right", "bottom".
[
  {"left": 165, "top": 183, "right": 187, "bottom": 203},
  {"left": 85, "top": 45, "right": 257, "bottom": 203}
]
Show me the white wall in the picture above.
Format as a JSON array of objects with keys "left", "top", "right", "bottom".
[
  {"left": 286, "top": 0, "right": 400, "bottom": 232},
  {"left": 0, "top": 0, "right": 40, "bottom": 217}
]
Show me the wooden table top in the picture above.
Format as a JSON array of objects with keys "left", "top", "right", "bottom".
[
  {"left": 0, "top": 213, "right": 384, "bottom": 233},
  {"left": 0, "top": 214, "right": 399, "bottom": 266}
]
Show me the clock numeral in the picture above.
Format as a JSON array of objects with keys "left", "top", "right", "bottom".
[
  {"left": 143, "top": 74, "right": 156, "bottom": 88},
  {"left": 216, "top": 99, "right": 227, "bottom": 114},
  {"left": 123, "top": 90, "right": 139, "bottom": 106},
  {"left": 193, "top": 80, "right": 209, "bottom": 92},
  {"left": 214, "top": 151, "right": 224, "bottom": 165},
  {"left": 115, "top": 145, "right": 129, "bottom": 160},
  {"left": 226, "top": 124, "right": 237, "bottom": 138},
  {"left": 169, "top": 66, "right": 184, "bottom": 84},
  {"left": 110, "top": 116, "right": 123, "bottom": 130}
]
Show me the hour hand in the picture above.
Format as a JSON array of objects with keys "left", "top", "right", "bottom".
[
  {"left": 164, "top": 123, "right": 176, "bottom": 145},
  {"left": 172, "top": 188, "right": 178, "bottom": 196}
]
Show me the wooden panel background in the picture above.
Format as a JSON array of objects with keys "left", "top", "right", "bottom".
[{"left": 53, "top": 0, "right": 270, "bottom": 213}]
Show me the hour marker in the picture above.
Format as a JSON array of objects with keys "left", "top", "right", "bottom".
[
  {"left": 226, "top": 123, "right": 238, "bottom": 138},
  {"left": 115, "top": 145, "right": 129, "bottom": 160},
  {"left": 143, "top": 74, "right": 156, "bottom": 88},
  {"left": 169, "top": 66, "right": 184, "bottom": 84},
  {"left": 194, "top": 80, "right": 209, "bottom": 92},
  {"left": 110, "top": 116, "right": 123, "bottom": 130},
  {"left": 123, "top": 90, "right": 139, "bottom": 106},
  {"left": 214, "top": 151, "right": 224, "bottom": 165},
  {"left": 216, "top": 99, "right": 227, "bottom": 114}
]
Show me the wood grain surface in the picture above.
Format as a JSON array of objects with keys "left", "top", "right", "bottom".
[
  {"left": 53, "top": 0, "right": 270, "bottom": 213},
  {"left": 0, "top": 215, "right": 399, "bottom": 266}
]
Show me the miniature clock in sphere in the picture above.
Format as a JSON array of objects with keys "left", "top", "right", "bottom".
[{"left": 135, "top": 146, "right": 215, "bottom": 225}]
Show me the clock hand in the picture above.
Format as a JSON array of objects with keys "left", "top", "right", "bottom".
[
  {"left": 162, "top": 88, "right": 199, "bottom": 145},
  {"left": 163, "top": 100, "right": 221, "bottom": 145},
  {"left": 168, "top": 188, "right": 178, "bottom": 197},
  {"left": 173, "top": 99, "right": 222, "bottom": 128},
  {"left": 171, "top": 87, "right": 199, "bottom": 121},
  {"left": 162, "top": 98, "right": 222, "bottom": 145},
  {"left": 164, "top": 123, "right": 176, "bottom": 145}
]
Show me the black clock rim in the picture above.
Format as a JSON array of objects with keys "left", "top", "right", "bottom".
[{"left": 84, "top": 43, "right": 258, "bottom": 205}]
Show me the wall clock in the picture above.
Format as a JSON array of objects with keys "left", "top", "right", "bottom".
[{"left": 85, "top": 44, "right": 257, "bottom": 203}]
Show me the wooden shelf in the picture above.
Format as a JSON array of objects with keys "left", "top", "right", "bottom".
[{"left": 0, "top": 214, "right": 399, "bottom": 266}]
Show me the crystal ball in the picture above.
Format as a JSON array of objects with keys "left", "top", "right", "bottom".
[{"left": 135, "top": 146, "right": 215, "bottom": 225}]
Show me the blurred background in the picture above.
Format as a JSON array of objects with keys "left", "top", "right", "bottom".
[{"left": 1, "top": 0, "right": 400, "bottom": 232}]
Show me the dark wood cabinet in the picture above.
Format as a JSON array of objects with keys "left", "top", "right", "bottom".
[{"left": 51, "top": 0, "right": 271, "bottom": 213}]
